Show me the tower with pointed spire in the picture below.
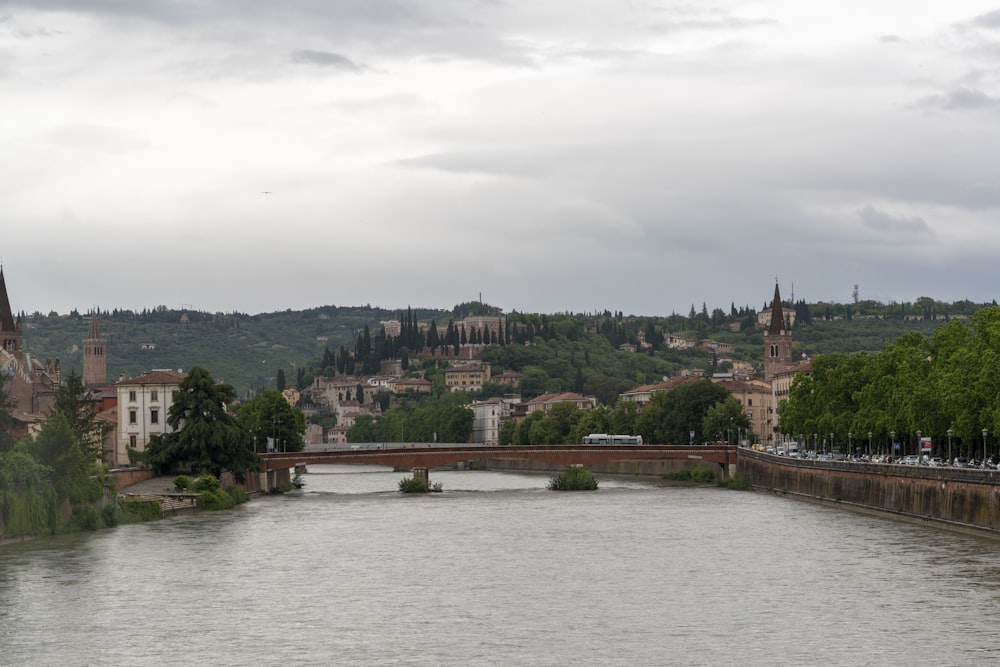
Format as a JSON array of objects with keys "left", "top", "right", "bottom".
[
  {"left": 83, "top": 311, "right": 107, "bottom": 386},
  {"left": 0, "top": 267, "right": 23, "bottom": 361},
  {"left": 0, "top": 268, "right": 60, "bottom": 431},
  {"left": 763, "top": 282, "right": 793, "bottom": 382}
]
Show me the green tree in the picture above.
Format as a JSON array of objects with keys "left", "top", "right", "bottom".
[
  {"left": 276, "top": 368, "right": 286, "bottom": 392},
  {"left": 636, "top": 380, "right": 730, "bottom": 445},
  {"left": 236, "top": 390, "right": 306, "bottom": 453},
  {"left": 702, "top": 396, "right": 751, "bottom": 444},
  {"left": 50, "top": 370, "right": 106, "bottom": 459},
  {"left": 0, "top": 373, "right": 17, "bottom": 454},
  {"left": 347, "top": 414, "right": 377, "bottom": 443},
  {"left": 24, "top": 413, "right": 100, "bottom": 503},
  {"left": 145, "top": 367, "right": 260, "bottom": 480}
]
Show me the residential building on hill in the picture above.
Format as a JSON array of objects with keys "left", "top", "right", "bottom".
[
  {"left": 525, "top": 392, "right": 597, "bottom": 415},
  {"left": 618, "top": 377, "right": 701, "bottom": 410},
  {"left": 444, "top": 362, "right": 491, "bottom": 392}
]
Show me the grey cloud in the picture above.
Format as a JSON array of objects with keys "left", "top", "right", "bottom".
[
  {"left": 44, "top": 124, "right": 146, "bottom": 153},
  {"left": 290, "top": 50, "right": 365, "bottom": 72},
  {"left": 649, "top": 16, "right": 777, "bottom": 34},
  {"left": 969, "top": 9, "right": 1000, "bottom": 29},
  {"left": 914, "top": 86, "right": 1000, "bottom": 110},
  {"left": 878, "top": 34, "right": 902, "bottom": 44},
  {"left": 858, "top": 206, "right": 930, "bottom": 234}
]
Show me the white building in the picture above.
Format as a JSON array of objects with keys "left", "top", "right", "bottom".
[{"left": 115, "top": 369, "right": 186, "bottom": 467}]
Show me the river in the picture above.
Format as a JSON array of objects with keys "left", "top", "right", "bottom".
[{"left": 2, "top": 465, "right": 1000, "bottom": 666}]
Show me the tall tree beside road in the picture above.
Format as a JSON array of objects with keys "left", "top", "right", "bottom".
[
  {"left": 145, "top": 367, "right": 260, "bottom": 480},
  {"left": 635, "top": 380, "right": 730, "bottom": 445},
  {"left": 235, "top": 390, "right": 306, "bottom": 453}
]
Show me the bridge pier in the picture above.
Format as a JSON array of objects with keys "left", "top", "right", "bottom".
[
  {"left": 413, "top": 467, "right": 429, "bottom": 486},
  {"left": 265, "top": 468, "right": 292, "bottom": 492}
]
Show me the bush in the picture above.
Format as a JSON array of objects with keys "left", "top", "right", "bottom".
[
  {"left": 398, "top": 476, "right": 429, "bottom": 493},
  {"left": 192, "top": 473, "right": 221, "bottom": 492},
  {"left": 173, "top": 475, "right": 192, "bottom": 491},
  {"left": 725, "top": 472, "right": 752, "bottom": 490},
  {"left": 199, "top": 488, "right": 236, "bottom": 510},
  {"left": 666, "top": 464, "right": 716, "bottom": 484},
  {"left": 119, "top": 498, "right": 162, "bottom": 522},
  {"left": 69, "top": 505, "right": 101, "bottom": 531},
  {"left": 101, "top": 503, "right": 119, "bottom": 527},
  {"left": 225, "top": 487, "right": 249, "bottom": 505},
  {"left": 548, "top": 467, "right": 598, "bottom": 491}
]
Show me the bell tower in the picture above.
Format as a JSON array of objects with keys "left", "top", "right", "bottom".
[
  {"left": 83, "top": 311, "right": 107, "bottom": 386},
  {"left": 763, "top": 282, "right": 793, "bottom": 382}
]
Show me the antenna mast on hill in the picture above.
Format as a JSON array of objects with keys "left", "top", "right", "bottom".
[{"left": 852, "top": 285, "right": 859, "bottom": 304}]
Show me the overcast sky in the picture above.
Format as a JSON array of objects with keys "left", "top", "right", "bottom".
[{"left": 2, "top": 1, "right": 1000, "bottom": 318}]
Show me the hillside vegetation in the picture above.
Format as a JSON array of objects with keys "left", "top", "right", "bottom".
[{"left": 17, "top": 297, "right": 988, "bottom": 399}]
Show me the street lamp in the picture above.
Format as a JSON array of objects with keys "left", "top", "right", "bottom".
[
  {"left": 867, "top": 431, "right": 872, "bottom": 458},
  {"left": 917, "top": 430, "right": 922, "bottom": 460},
  {"left": 982, "top": 428, "right": 988, "bottom": 467},
  {"left": 814, "top": 433, "right": 818, "bottom": 459},
  {"left": 848, "top": 432, "right": 853, "bottom": 457},
  {"left": 947, "top": 428, "right": 953, "bottom": 464},
  {"left": 890, "top": 431, "right": 896, "bottom": 460},
  {"left": 829, "top": 432, "right": 834, "bottom": 455}
]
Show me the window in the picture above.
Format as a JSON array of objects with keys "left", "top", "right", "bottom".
[
  {"left": 129, "top": 435, "right": 137, "bottom": 448},
  {"left": 129, "top": 410, "right": 137, "bottom": 424},
  {"left": 129, "top": 390, "right": 137, "bottom": 402},
  {"left": 150, "top": 409, "right": 159, "bottom": 425},
  {"left": 151, "top": 390, "right": 158, "bottom": 402},
  {"left": 747, "top": 399, "right": 753, "bottom": 406}
]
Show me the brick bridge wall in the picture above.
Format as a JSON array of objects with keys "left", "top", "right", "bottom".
[{"left": 738, "top": 449, "right": 1000, "bottom": 533}]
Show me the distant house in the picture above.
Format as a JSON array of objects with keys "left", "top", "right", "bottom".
[
  {"left": 390, "top": 377, "right": 433, "bottom": 394},
  {"left": 444, "top": 362, "right": 491, "bottom": 392},
  {"left": 619, "top": 377, "right": 701, "bottom": 410},
  {"left": 491, "top": 370, "right": 522, "bottom": 388},
  {"left": 140, "top": 342, "right": 157, "bottom": 351},
  {"left": 470, "top": 396, "right": 520, "bottom": 445},
  {"left": 525, "top": 392, "right": 597, "bottom": 415}
]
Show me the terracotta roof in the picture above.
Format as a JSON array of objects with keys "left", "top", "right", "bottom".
[
  {"left": 527, "top": 392, "right": 592, "bottom": 404},
  {"left": 622, "top": 376, "right": 700, "bottom": 395},
  {"left": 118, "top": 370, "right": 187, "bottom": 385}
]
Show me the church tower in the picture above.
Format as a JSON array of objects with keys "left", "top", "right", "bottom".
[
  {"left": 763, "top": 282, "right": 793, "bottom": 382},
  {"left": 83, "top": 311, "right": 107, "bottom": 386},
  {"left": 0, "top": 267, "right": 23, "bottom": 361}
]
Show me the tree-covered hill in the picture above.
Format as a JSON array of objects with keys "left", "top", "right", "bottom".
[{"left": 17, "top": 296, "right": 992, "bottom": 400}]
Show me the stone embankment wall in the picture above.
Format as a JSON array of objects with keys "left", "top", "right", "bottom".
[{"left": 739, "top": 450, "right": 1000, "bottom": 533}]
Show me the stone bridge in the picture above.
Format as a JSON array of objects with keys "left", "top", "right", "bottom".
[{"left": 259, "top": 444, "right": 737, "bottom": 488}]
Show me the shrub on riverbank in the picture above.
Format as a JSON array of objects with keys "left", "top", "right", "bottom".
[
  {"left": 119, "top": 498, "right": 162, "bottom": 523},
  {"left": 548, "top": 467, "right": 598, "bottom": 491},
  {"left": 173, "top": 475, "right": 191, "bottom": 491},
  {"left": 665, "top": 464, "right": 716, "bottom": 484},
  {"left": 725, "top": 472, "right": 752, "bottom": 490}
]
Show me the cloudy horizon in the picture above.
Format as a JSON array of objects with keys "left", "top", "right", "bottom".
[{"left": 3, "top": 1, "right": 1000, "bottom": 317}]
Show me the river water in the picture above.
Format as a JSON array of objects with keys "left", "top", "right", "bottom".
[{"left": 2, "top": 465, "right": 1000, "bottom": 666}]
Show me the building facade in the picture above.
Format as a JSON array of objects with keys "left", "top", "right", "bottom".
[{"left": 115, "top": 370, "right": 186, "bottom": 467}]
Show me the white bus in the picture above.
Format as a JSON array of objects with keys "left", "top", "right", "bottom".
[{"left": 582, "top": 434, "right": 644, "bottom": 445}]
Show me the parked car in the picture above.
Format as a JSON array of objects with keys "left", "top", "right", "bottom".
[
  {"left": 928, "top": 457, "right": 948, "bottom": 467},
  {"left": 902, "top": 455, "right": 920, "bottom": 465},
  {"left": 953, "top": 457, "right": 969, "bottom": 468}
]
